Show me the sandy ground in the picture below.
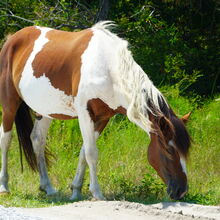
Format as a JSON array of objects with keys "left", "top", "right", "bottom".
[{"left": 19, "top": 201, "right": 220, "bottom": 220}]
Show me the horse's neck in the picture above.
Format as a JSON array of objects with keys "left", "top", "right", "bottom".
[
  {"left": 111, "top": 47, "right": 145, "bottom": 102},
  {"left": 105, "top": 38, "right": 164, "bottom": 134},
  {"left": 111, "top": 52, "right": 153, "bottom": 133}
]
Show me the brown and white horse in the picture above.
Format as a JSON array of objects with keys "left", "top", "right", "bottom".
[{"left": 0, "top": 22, "right": 191, "bottom": 200}]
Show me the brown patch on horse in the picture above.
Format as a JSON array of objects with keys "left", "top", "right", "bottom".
[
  {"left": 8, "top": 27, "right": 41, "bottom": 95},
  {"left": 32, "top": 29, "right": 93, "bottom": 96},
  {"left": 148, "top": 131, "right": 187, "bottom": 186},
  {"left": 149, "top": 113, "right": 174, "bottom": 160},
  {"left": 87, "top": 98, "right": 126, "bottom": 132},
  {"left": 148, "top": 132, "right": 166, "bottom": 182},
  {"left": 49, "top": 113, "right": 77, "bottom": 120},
  {"left": 0, "top": 28, "right": 55, "bottom": 170},
  {"left": 157, "top": 115, "right": 175, "bottom": 143},
  {"left": 0, "top": 27, "right": 41, "bottom": 132}
]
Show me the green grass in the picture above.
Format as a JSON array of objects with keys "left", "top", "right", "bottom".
[
  {"left": 0, "top": 88, "right": 219, "bottom": 207},
  {"left": 185, "top": 97, "right": 220, "bottom": 205}
]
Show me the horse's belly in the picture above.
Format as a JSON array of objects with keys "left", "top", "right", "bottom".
[{"left": 19, "top": 74, "right": 77, "bottom": 119}]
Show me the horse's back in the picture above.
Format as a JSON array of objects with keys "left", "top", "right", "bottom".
[
  {"left": 30, "top": 27, "right": 93, "bottom": 96},
  {"left": 0, "top": 24, "right": 124, "bottom": 119},
  {"left": 0, "top": 26, "right": 93, "bottom": 119}
]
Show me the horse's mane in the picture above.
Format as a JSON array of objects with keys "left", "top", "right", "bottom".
[
  {"left": 92, "top": 21, "right": 116, "bottom": 31},
  {"left": 148, "top": 94, "right": 191, "bottom": 158},
  {"left": 92, "top": 21, "right": 191, "bottom": 157}
]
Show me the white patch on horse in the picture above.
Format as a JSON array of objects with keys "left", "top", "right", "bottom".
[
  {"left": 82, "top": 24, "right": 167, "bottom": 134},
  {"left": 76, "top": 25, "right": 153, "bottom": 135},
  {"left": 180, "top": 157, "right": 187, "bottom": 175},
  {"left": 168, "top": 140, "right": 187, "bottom": 175},
  {"left": 77, "top": 28, "right": 122, "bottom": 111},
  {"left": 19, "top": 27, "right": 76, "bottom": 118}
]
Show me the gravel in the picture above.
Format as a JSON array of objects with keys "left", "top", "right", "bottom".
[{"left": 0, "top": 205, "right": 42, "bottom": 220}]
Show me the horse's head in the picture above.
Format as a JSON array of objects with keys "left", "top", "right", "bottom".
[{"left": 147, "top": 112, "right": 191, "bottom": 200}]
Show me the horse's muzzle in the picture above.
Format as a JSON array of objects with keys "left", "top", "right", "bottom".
[{"left": 167, "top": 182, "right": 188, "bottom": 200}]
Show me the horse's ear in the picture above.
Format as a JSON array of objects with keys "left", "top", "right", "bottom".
[{"left": 181, "top": 112, "right": 191, "bottom": 124}]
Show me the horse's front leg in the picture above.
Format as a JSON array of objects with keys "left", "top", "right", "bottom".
[
  {"left": 71, "top": 119, "right": 109, "bottom": 200},
  {"left": 0, "top": 125, "right": 12, "bottom": 194},
  {"left": 30, "top": 117, "right": 57, "bottom": 196},
  {"left": 73, "top": 109, "right": 105, "bottom": 200}
]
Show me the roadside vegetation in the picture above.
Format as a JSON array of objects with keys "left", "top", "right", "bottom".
[{"left": 0, "top": 89, "right": 219, "bottom": 207}]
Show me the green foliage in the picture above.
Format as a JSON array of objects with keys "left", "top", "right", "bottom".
[
  {"left": 0, "top": 90, "right": 219, "bottom": 207},
  {"left": 186, "top": 97, "right": 220, "bottom": 205},
  {"left": 106, "top": 171, "right": 165, "bottom": 202},
  {"left": 110, "top": 0, "right": 219, "bottom": 96},
  {"left": 164, "top": 53, "right": 202, "bottom": 93},
  {"left": 0, "top": 0, "right": 96, "bottom": 41}
]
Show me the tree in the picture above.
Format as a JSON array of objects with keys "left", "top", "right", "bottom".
[{"left": 96, "top": 0, "right": 110, "bottom": 21}]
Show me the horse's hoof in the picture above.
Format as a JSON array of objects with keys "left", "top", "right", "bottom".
[
  {"left": 92, "top": 194, "right": 106, "bottom": 201},
  {"left": 70, "top": 190, "right": 82, "bottom": 201},
  {"left": 39, "top": 186, "right": 46, "bottom": 193},
  {"left": 0, "top": 186, "right": 9, "bottom": 195},
  {"left": 47, "top": 191, "right": 58, "bottom": 196},
  {"left": 39, "top": 186, "right": 57, "bottom": 196}
]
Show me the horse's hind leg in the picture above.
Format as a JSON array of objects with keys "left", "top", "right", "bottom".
[
  {"left": 30, "top": 117, "right": 56, "bottom": 195},
  {"left": 0, "top": 108, "right": 18, "bottom": 193},
  {"left": 0, "top": 127, "right": 12, "bottom": 193}
]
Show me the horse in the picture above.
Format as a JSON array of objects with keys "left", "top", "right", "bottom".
[{"left": 0, "top": 21, "right": 191, "bottom": 201}]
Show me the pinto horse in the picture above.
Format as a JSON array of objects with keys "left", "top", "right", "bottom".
[{"left": 0, "top": 22, "right": 191, "bottom": 200}]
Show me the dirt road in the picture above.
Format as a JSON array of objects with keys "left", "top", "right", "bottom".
[{"left": 18, "top": 201, "right": 220, "bottom": 220}]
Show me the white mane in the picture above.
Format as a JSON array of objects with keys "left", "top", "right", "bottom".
[
  {"left": 92, "top": 21, "right": 168, "bottom": 132},
  {"left": 118, "top": 46, "right": 168, "bottom": 132},
  {"left": 92, "top": 20, "right": 116, "bottom": 30}
]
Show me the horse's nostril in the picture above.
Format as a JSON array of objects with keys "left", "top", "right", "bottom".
[{"left": 176, "top": 188, "right": 182, "bottom": 197}]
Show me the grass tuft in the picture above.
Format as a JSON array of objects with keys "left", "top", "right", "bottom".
[{"left": 0, "top": 89, "right": 219, "bottom": 207}]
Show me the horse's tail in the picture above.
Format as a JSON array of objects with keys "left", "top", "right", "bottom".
[
  {"left": 15, "top": 102, "right": 38, "bottom": 172},
  {"left": 15, "top": 102, "right": 53, "bottom": 172}
]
